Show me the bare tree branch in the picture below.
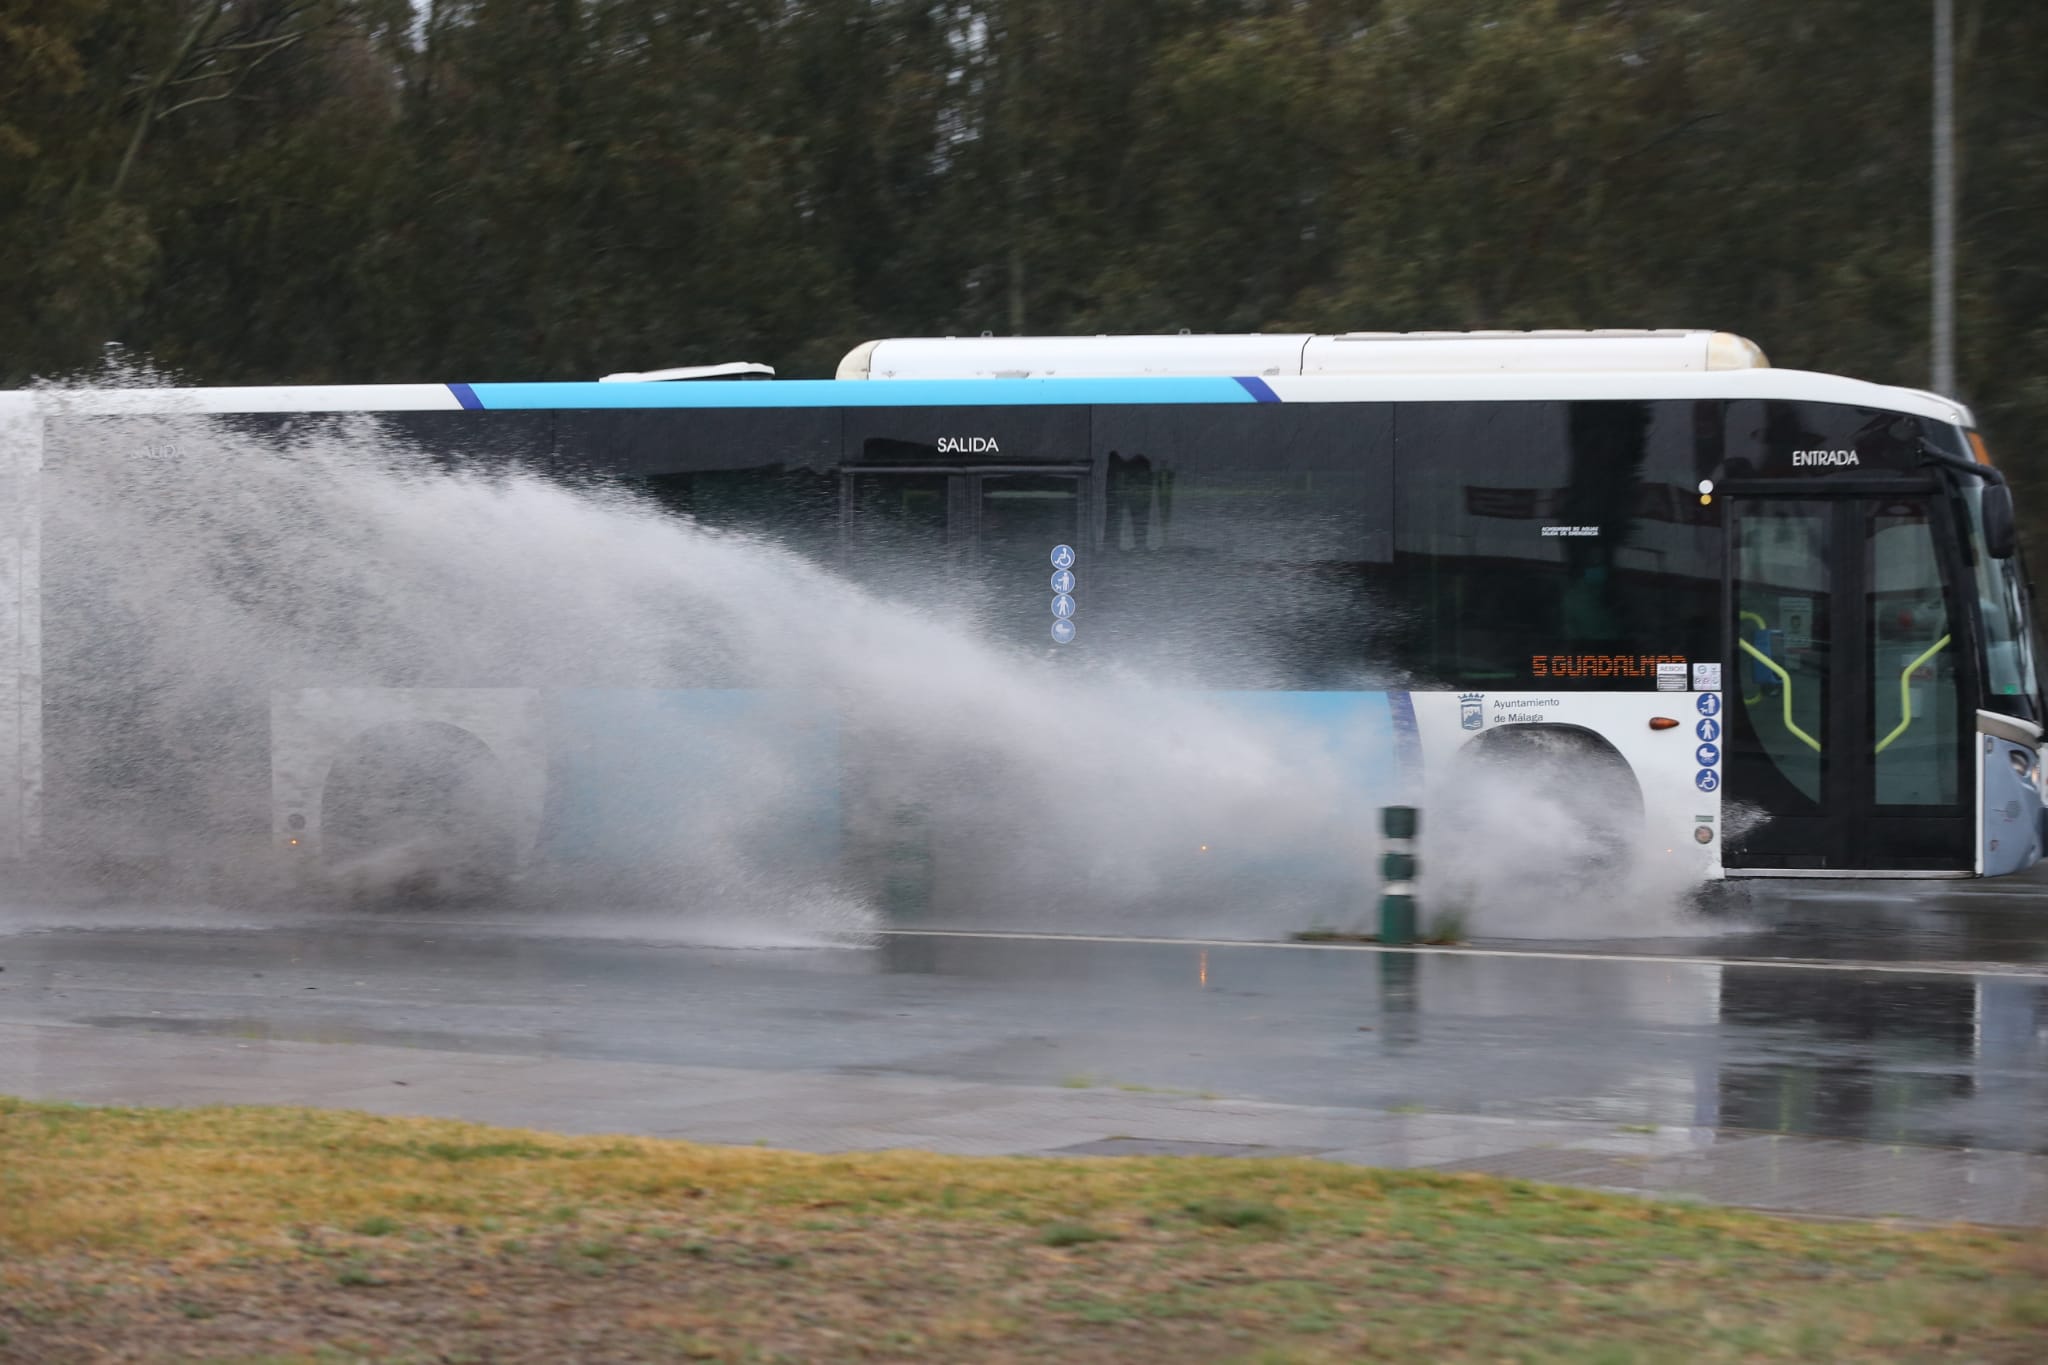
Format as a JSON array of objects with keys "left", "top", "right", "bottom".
[
  {"left": 111, "top": 3, "right": 343, "bottom": 198},
  {"left": 111, "top": 0, "right": 229, "bottom": 199},
  {"left": 157, "top": 31, "right": 307, "bottom": 117}
]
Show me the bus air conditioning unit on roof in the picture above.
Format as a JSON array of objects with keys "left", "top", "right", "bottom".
[{"left": 834, "top": 330, "right": 1768, "bottom": 380}]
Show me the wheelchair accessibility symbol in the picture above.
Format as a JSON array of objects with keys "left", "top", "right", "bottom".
[{"left": 1695, "top": 769, "right": 1721, "bottom": 792}]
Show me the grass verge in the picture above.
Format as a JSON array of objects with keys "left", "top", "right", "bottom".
[{"left": 1, "top": 1095, "right": 2042, "bottom": 1363}]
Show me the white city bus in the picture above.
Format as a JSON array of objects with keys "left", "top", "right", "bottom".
[{"left": 0, "top": 330, "right": 2039, "bottom": 904}]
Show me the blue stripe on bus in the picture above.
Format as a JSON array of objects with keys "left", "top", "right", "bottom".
[
  {"left": 455, "top": 377, "right": 1267, "bottom": 410},
  {"left": 1234, "top": 376, "right": 1280, "bottom": 403},
  {"left": 448, "top": 382, "right": 483, "bottom": 411}
]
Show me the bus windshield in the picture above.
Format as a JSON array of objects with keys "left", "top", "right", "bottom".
[{"left": 1962, "top": 481, "right": 2042, "bottom": 715}]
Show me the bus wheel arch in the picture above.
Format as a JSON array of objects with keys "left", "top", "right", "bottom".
[
  {"left": 1441, "top": 723, "right": 1645, "bottom": 871},
  {"left": 317, "top": 720, "right": 523, "bottom": 900}
]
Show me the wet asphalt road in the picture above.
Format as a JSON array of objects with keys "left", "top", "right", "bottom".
[{"left": 3, "top": 871, "right": 2045, "bottom": 1159}]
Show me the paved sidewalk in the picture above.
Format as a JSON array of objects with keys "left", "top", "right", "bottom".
[{"left": 5, "top": 1017, "right": 2043, "bottom": 1227}]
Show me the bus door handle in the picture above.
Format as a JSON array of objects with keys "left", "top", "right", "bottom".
[
  {"left": 1736, "top": 636, "right": 1821, "bottom": 752},
  {"left": 1874, "top": 634, "right": 1951, "bottom": 755}
]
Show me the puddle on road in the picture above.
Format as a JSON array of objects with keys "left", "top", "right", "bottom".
[{"left": 73, "top": 1013, "right": 548, "bottom": 1059}]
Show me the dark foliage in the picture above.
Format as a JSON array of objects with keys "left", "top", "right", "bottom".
[{"left": 3, "top": 2, "right": 2042, "bottom": 495}]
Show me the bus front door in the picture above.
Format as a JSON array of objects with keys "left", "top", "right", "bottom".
[{"left": 1722, "top": 493, "right": 1974, "bottom": 873}]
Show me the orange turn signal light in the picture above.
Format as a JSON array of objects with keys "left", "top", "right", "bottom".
[{"left": 1649, "top": 717, "right": 1680, "bottom": 730}]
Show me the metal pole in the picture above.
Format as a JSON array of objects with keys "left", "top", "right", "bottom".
[{"left": 1932, "top": 0, "right": 1956, "bottom": 397}]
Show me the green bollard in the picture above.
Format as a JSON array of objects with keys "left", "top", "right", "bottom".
[
  {"left": 1378, "top": 805, "right": 1419, "bottom": 945},
  {"left": 1379, "top": 892, "right": 1417, "bottom": 945}
]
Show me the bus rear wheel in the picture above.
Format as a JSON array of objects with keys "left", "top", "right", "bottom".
[
  {"left": 318, "top": 721, "right": 520, "bottom": 904},
  {"left": 1431, "top": 725, "right": 1645, "bottom": 909}
]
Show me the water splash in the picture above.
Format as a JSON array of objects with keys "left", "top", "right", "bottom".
[
  {"left": 12, "top": 362, "right": 1743, "bottom": 943},
  {"left": 27, "top": 389, "right": 1382, "bottom": 939}
]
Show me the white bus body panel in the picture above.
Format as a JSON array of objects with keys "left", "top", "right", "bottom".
[
  {"left": 1265, "top": 371, "right": 1974, "bottom": 425},
  {"left": 1409, "top": 691, "right": 1722, "bottom": 883},
  {"left": 31, "top": 384, "right": 463, "bottom": 416},
  {"left": 271, "top": 688, "right": 549, "bottom": 863}
]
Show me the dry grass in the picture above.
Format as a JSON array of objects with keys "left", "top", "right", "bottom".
[{"left": 1, "top": 1095, "right": 2043, "bottom": 1363}]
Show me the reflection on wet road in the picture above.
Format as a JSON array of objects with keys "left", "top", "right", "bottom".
[
  {"left": 3, "top": 889, "right": 2044, "bottom": 1157},
  {"left": 1547, "top": 868, "right": 2048, "bottom": 969}
]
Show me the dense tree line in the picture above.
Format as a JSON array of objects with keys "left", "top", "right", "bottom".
[{"left": 4, "top": 2, "right": 2045, "bottom": 480}]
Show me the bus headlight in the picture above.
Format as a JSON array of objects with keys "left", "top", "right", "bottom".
[{"left": 2009, "top": 748, "right": 2041, "bottom": 788}]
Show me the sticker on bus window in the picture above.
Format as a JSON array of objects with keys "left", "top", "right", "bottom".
[
  {"left": 1656, "top": 662, "right": 1686, "bottom": 692},
  {"left": 1779, "top": 596, "right": 1813, "bottom": 650},
  {"left": 1692, "top": 662, "right": 1722, "bottom": 691}
]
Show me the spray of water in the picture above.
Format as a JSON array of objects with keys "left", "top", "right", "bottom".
[
  {"left": 22, "top": 395, "right": 1400, "bottom": 940},
  {"left": 1421, "top": 730, "right": 1745, "bottom": 939},
  {"left": 12, "top": 366, "right": 1724, "bottom": 942}
]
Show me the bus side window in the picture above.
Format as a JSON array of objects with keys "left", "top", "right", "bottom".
[
  {"left": 1089, "top": 406, "right": 1392, "bottom": 686},
  {"left": 1394, "top": 399, "right": 1719, "bottom": 689}
]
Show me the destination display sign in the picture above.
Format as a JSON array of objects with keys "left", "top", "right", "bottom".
[{"left": 1530, "top": 653, "right": 1689, "bottom": 682}]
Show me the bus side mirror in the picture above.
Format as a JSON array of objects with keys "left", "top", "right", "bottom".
[{"left": 1983, "top": 483, "right": 2018, "bottom": 559}]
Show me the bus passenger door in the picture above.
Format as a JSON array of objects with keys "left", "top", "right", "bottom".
[
  {"left": 834, "top": 462, "right": 1088, "bottom": 916},
  {"left": 840, "top": 466, "right": 1087, "bottom": 648},
  {"left": 1723, "top": 492, "right": 1973, "bottom": 873},
  {"left": 975, "top": 472, "right": 1085, "bottom": 647}
]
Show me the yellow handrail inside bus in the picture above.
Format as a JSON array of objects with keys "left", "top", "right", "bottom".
[
  {"left": 1738, "top": 611, "right": 1768, "bottom": 705},
  {"left": 1736, "top": 637, "right": 1821, "bottom": 751},
  {"left": 1874, "top": 634, "right": 1951, "bottom": 755}
]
